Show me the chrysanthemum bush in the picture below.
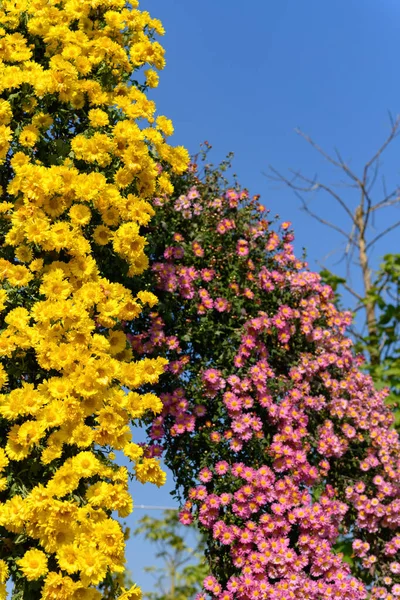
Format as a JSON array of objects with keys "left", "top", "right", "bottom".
[
  {"left": 126, "top": 146, "right": 400, "bottom": 600},
  {"left": 0, "top": 1, "right": 189, "bottom": 598}
]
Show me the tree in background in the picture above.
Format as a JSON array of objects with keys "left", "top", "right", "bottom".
[
  {"left": 0, "top": 1, "right": 188, "bottom": 598},
  {"left": 269, "top": 120, "right": 400, "bottom": 418},
  {"left": 125, "top": 146, "right": 400, "bottom": 600},
  {"left": 134, "top": 510, "right": 207, "bottom": 600}
]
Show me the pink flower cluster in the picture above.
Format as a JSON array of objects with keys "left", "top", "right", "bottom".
[
  {"left": 182, "top": 470, "right": 366, "bottom": 600},
  {"left": 152, "top": 243, "right": 231, "bottom": 315},
  {"left": 174, "top": 186, "right": 203, "bottom": 219},
  {"left": 202, "top": 369, "right": 226, "bottom": 397},
  {"left": 178, "top": 284, "right": 398, "bottom": 598},
  {"left": 128, "top": 178, "right": 400, "bottom": 599}
]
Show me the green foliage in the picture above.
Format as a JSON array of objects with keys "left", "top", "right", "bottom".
[
  {"left": 321, "top": 254, "right": 400, "bottom": 426},
  {"left": 134, "top": 510, "right": 207, "bottom": 600}
]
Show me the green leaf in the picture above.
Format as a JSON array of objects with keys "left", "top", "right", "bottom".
[{"left": 333, "top": 539, "right": 354, "bottom": 567}]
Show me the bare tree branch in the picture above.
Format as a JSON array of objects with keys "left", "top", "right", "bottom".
[
  {"left": 367, "top": 157, "right": 381, "bottom": 195},
  {"left": 341, "top": 282, "right": 364, "bottom": 302},
  {"left": 269, "top": 166, "right": 357, "bottom": 226},
  {"left": 371, "top": 192, "right": 400, "bottom": 212},
  {"left": 301, "top": 205, "right": 352, "bottom": 239},
  {"left": 363, "top": 113, "right": 400, "bottom": 173},
  {"left": 268, "top": 115, "right": 400, "bottom": 366},
  {"left": 362, "top": 115, "right": 400, "bottom": 231},
  {"left": 333, "top": 146, "right": 364, "bottom": 189},
  {"left": 295, "top": 128, "right": 361, "bottom": 185},
  {"left": 366, "top": 219, "right": 400, "bottom": 251}
]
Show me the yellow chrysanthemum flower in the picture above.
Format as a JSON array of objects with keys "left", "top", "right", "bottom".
[
  {"left": 0, "top": 0, "right": 190, "bottom": 594},
  {"left": 0, "top": 364, "right": 8, "bottom": 389},
  {"left": 16, "top": 549, "right": 48, "bottom": 581},
  {"left": 93, "top": 224, "right": 113, "bottom": 245},
  {"left": 19, "top": 125, "right": 39, "bottom": 148},
  {"left": 0, "top": 559, "right": 9, "bottom": 584},
  {"left": 88, "top": 108, "right": 109, "bottom": 128}
]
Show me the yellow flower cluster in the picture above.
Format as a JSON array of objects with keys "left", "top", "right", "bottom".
[{"left": 0, "top": 0, "right": 184, "bottom": 597}]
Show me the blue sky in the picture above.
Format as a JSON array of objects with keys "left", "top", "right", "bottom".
[{"left": 128, "top": 0, "right": 400, "bottom": 593}]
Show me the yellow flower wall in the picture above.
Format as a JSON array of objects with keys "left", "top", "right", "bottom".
[{"left": 0, "top": 1, "right": 188, "bottom": 597}]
